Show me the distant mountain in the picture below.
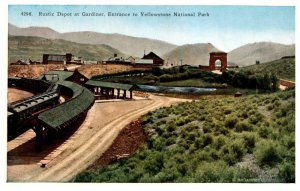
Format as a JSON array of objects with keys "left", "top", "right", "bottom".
[
  {"left": 228, "top": 42, "right": 295, "bottom": 67},
  {"left": 238, "top": 57, "right": 295, "bottom": 81},
  {"left": 162, "top": 43, "right": 220, "bottom": 67},
  {"left": 8, "top": 35, "right": 126, "bottom": 64},
  {"left": 8, "top": 23, "right": 177, "bottom": 57}
]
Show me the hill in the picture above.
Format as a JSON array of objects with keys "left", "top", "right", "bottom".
[
  {"left": 162, "top": 43, "right": 220, "bottom": 67},
  {"left": 228, "top": 42, "right": 295, "bottom": 67},
  {"left": 8, "top": 35, "right": 126, "bottom": 64},
  {"left": 8, "top": 23, "right": 177, "bottom": 57},
  {"left": 238, "top": 57, "right": 295, "bottom": 81}
]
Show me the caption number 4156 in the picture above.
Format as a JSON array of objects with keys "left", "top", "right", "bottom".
[{"left": 21, "top": 12, "right": 32, "bottom": 16}]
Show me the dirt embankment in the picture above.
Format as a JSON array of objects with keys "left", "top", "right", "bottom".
[
  {"left": 77, "top": 64, "right": 149, "bottom": 78},
  {"left": 8, "top": 64, "right": 65, "bottom": 78},
  {"left": 8, "top": 64, "right": 150, "bottom": 79},
  {"left": 88, "top": 119, "right": 146, "bottom": 169}
]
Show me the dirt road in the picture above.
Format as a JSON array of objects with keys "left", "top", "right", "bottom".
[
  {"left": 8, "top": 88, "right": 33, "bottom": 103},
  {"left": 8, "top": 94, "right": 189, "bottom": 182}
]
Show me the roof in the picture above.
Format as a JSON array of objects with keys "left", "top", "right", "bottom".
[
  {"left": 210, "top": 51, "right": 227, "bottom": 54},
  {"left": 10, "top": 92, "right": 59, "bottom": 113},
  {"left": 47, "top": 55, "right": 65, "bottom": 61},
  {"left": 85, "top": 80, "right": 139, "bottom": 91},
  {"left": 142, "top": 52, "right": 163, "bottom": 60},
  {"left": 135, "top": 59, "right": 153, "bottom": 64},
  {"left": 38, "top": 82, "right": 94, "bottom": 130},
  {"left": 57, "top": 81, "right": 83, "bottom": 98},
  {"left": 42, "top": 70, "right": 75, "bottom": 82}
]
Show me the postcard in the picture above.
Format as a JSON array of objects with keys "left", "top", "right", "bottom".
[{"left": 5, "top": 1, "right": 297, "bottom": 188}]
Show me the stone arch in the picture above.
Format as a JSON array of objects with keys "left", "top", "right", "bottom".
[{"left": 209, "top": 52, "right": 227, "bottom": 71}]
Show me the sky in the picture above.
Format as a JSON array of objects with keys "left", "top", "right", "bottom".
[{"left": 8, "top": 5, "right": 295, "bottom": 52}]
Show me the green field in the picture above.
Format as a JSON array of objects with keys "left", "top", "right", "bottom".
[
  {"left": 8, "top": 35, "right": 125, "bottom": 64},
  {"left": 160, "top": 79, "right": 227, "bottom": 88},
  {"left": 74, "top": 89, "right": 295, "bottom": 183},
  {"left": 238, "top": 57, "right": 295, "bottom": 81}
]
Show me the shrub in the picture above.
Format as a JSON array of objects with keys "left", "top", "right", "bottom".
[
  {"left": 267, "top": 104, "right": 274, "bottom": 110},
  {"left": 213, "top": 136, "right": 226, "bottom": 150},
  {"left": 235, "top": 121, "right": 252, "bottom": 132},
  {"left": 249, "top": 112, "right": 263, "bottom": 125},
  {"left": 166, "top": 123, "right": 176, "bottom": 132},
  {"left": 222, "top": 140, "right": 246, "bottom": 166},
  {"left": 230, "top": 140, "right": 246, "bottom": 161},
  {"left": 278, "top": 161, "right": 295, "bottom": 183},
  {"left": 194, "top": 161, "right": 233, "bottom": 182},
  {"left": 242, "top": 133, "right": 256, "bottom": 153},
  {"left": 152, "top": 137, "right": 166, "bottom": 151},
  {"left": 143, "top": 152, "right": 165, "bottom": 175},
  {"left": 225, "top": 115, "right": 239, "bottom": 128},
  {"left": 202, "top": 134, "right": 214, "bottom": 147},
  {"left": 258, "top": 127, "right": 271, "bottom": 139},
  {"left": 254, "top": 141, "right": 281, "bottom": 167}
]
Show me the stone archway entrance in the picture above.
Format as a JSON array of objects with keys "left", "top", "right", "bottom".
[{"left": 209, "top": 52, "right": 227, "bottom": 71}]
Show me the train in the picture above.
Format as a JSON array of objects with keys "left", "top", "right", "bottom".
[{"left": 8, "top": 77, "right": 61, "bottom": 139}]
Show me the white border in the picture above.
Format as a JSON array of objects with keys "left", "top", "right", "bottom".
[{"left": 1, "top": 1, "right": 298, "bottom": 191}]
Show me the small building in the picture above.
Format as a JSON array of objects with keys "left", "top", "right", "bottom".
[
  {"left": 234, "top": 92, "right": 242, "bottom": 97},
  {"left": 128, "top": 56, "right": 154, "bottom": 68},
  {"left": 142, "top": 52, "right": 164, "bottom": 66},
  {"left": 102, "top": 54, "right": 131, "bottom": 65},
  {"left": 43, "top": 53, "right": 72, "bottom": 64},
  {"left": 39, "top": 69, "right": 89, "bottom": 85}
]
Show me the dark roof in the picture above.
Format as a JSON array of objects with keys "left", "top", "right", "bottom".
[
  {"left": 85, "top": 80, "right": 139, "bottom": 91},
  {"left": 40, "top": 70, "right": 75, "bottom": 82},
  {"left": 210, "top": 51, "right": 227, "bottom": 54},
  {"left": 57, "top": 81, "right": 83, "bottom": 98},
  {"left": 38, "top": 82, "right": 94, "bottom": 130},
  {"left": 142, "top": 52, "right": 163, "bottom": 60},
  {"left": 47, "top": 55, "right": 65, "bottom": 61}
]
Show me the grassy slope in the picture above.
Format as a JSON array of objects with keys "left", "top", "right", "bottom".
[
  {"left": 8, "top": 35, "right": 126, "bottom": 64},
  {"left": 238, "top": 58, "right": 295, "bottom": 81},
  {"left": 74, "top": 90, "right": 295, "bottom": 183}
]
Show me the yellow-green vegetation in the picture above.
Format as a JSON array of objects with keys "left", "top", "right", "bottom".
[
  {"left": 160, "top": 79, "right": 227, "bottom": 88},
  {"left": 95, "top": 66, "right": 279, "bottom": 93},
  {"left": 74, "top": 90, "right": 294, "bottom": 183},
  {"left": 238, "top": 57, "right": 295, "bottom": 81}
]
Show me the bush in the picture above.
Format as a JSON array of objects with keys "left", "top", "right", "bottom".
[
  {"left": 258, "top": 127, "right": 271, "bottom": 138},
  {"left": 230, "top": 140, "right": 246, "bottom": 161},
  {"left": 143, "top": 152, "right": 165, "bottom": 175},
  {"left": 213, "top": 136, "right": 226, "bottom": 150},
  {"left": 225, "top": 115, "right": 239, "bottom": 128},
  {"left": 242, "top": 133, "right": 256, "bottom": 153},
  {"left": 278, "top": 161, "right": 295, "bottom": 183},
  {"left": 254, "top": 141, "right": 281, "bottom": 167},
  {"left": 235, "top": 121, "right": 252, "bottom": 132},
  {"left": 194, "top": 161, "right": 230, "bottom": 182},
  {"left": 222, "top": 139, "right": 246, "bottom": 166}
]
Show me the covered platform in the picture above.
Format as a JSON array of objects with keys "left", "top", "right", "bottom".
[
  {"left": 85, "top": 80, "right": 139, "bottom": 99},
  {"left": 36, "top": 81, "right": 94, "bottom": 151}
]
